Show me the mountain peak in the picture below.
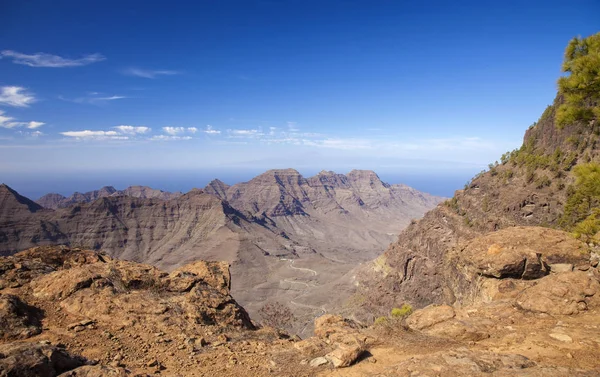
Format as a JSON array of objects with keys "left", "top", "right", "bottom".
[
  {"left": 262, "top": 168, "right": 302, "bottom": 177},
  {"left": 0, "top": 184, "right": 44, "bottom": 214}
]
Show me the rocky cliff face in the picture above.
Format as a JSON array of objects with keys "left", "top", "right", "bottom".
[
  {"left": 36, "top": 185, "right": 183, "bottom": 209},
  {"left": 205, "top": 168, "right": 445, "bottom": 264}
]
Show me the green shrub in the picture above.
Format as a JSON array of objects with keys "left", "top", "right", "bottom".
[
  {"left": 391, "top": 304, "right": 413, "bottom": 318},
  {"left": 374, "top": 316, "right": 388, "bottom": 326}
]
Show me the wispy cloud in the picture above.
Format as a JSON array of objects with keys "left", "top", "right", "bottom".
[
  {"left": 0, "top": 110, "right": 44, "bottom": 130},
  {"left": 59, "top": 93, "right": 127, "bottom": 105},
  {"left": 150, "top": 135, "right": 192, "bottom": 141},
  {"left": 0, "top": 86, "right": 36, "bottom": 107},
  {"left": 227, "top": 129, "right": 264, "bottom": 137},
  {"left": 0, "top": 50, "right": 105, "bottom": 67},
  {"left": 113, "top": 125, "right": 150, "bottom": 134},
  {"left": 162, "top": 126, "right": 197, "bottom": 136},
  {"left": 60, "top": 130, "right": 127, "bottom": 140},
  {"left": 27, "top": 121, "right": 45, "bottom": 129},
  {"left": 203, "top": 125, "right": 221, "bottom": 134},
  {"left": 123, "top": 68, "right": 180, "bottom": 79},
  {"left": 0, "top": 110, "right": 15, "bottom": 127},
  {"left": 163, "top": 126, "right": 185, "bottom": 135}
]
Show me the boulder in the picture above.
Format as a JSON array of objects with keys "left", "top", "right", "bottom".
[
  {"left": 308, "top": 357, "right": 329, "bottom": 367},
  {"left": 405, "top": 304, "right": 455, "bottom": 331},
  {"left": 325, "top": 340, "right": 364, "bottom": 368},
  {"left": 314, "top": 314, "right": 362, "bottom": 340},
  {"left": 58, "top": 365, "right": 130, "bottom": 377},
  {"left": 516, "top": 271, "right": 600, "bottom": 315},
  {"left": 450, "top": 227, "right": 590, "bottom": 280},
  {"left": 0, "top": 342, "right": 88, "bottom": 377},
  {"left": 0, "top": 294, "right": 42, "bottom": 340}
]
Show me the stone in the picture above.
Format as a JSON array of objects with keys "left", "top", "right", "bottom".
[
  {"left": 309, "top": 357, "right": 329, "bottom": 367},
  {"left": 549, "top": 333, "right": 573, "bottom": 343},
  {"left": 549, "top": 264, "right": 573, "bottom": 273},
  {"left": 0, "top": 342, "right": 88, "bottom": 376},
  {"left": 516, "top": 271, "right": 600, "bottom": 315},
  {"left": 405, "top": 304, "right": 455, "bottom": 331},
  {"left": 325, "top": 341, "right": 364, "bottom": 368},
  {"left": 0, "top": 294, "right": 42, "bottom": 340}
]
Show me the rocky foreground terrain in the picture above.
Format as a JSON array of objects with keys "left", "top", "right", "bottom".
[
  {"left": 0, "top": 170, "right": 442, "bottom": 336},
  {"left": 1, "top": 238, "right": 599, "bottom": 376}
]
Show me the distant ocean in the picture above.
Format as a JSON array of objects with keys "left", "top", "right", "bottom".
[{"left": 2, "top": 167, "right": 481, "bottom": 200}]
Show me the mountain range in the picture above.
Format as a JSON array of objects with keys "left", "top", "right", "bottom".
[
  {"left": 36, "top": 185, "right": 183, "bottom": 209},
  {"left": 0, "top": 169, "right": 444, "bottom": 335}
]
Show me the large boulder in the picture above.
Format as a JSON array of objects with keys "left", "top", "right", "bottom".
[
  {"left": 516, "top": 271, "right": 600, "bottom": 315},
  {"left": 406, "top": 305, "right": 489, "bottom": 341},
  {"left": 445, "top": 227, "right": 592, "bottom": 305},
  {"left": 311, "top": 315, "right": 366, "bottom": 368},
  {"left": 0, "top": 342, "right": 88, "bottom": 377},
  {"left": 405, "top": 304, "right": 455, "bottom": 330},
  {"left": 0, "top": 294, "right": 42, "bottom": 340}
]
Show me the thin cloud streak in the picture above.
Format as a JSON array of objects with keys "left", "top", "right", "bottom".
[
  {"left": 0, "top": 50, "right": 105, "bottom": 67},
  {"left": 123, "top": 68, "right": 180, "bottom": 79}
]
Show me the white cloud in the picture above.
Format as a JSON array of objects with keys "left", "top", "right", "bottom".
[
  {"left": 113, "top": 125, "right": 150, "bottom": 134},
  {"left": 60, "top": 130, "right": 129, "bottom": 141},
  {"left": 123, "top": 68, "right": 179, "bottom": 79},
  {"left": 0, "top": 110, "right": 44, "bottom": 130},
  {"left": 150, "top": 135, "right": 192, "bottom": 141},
  {"left": 228, "top": 129, "right": 262, "bottom": 136},
  {"left": 61, "top": 130, "right": 120, "bottom": 137},
  {"left": 187, "top": 127, "right": 198, "bottom": 134},
  {"left": 0, "top": 111, "right": 15, "bottom": 127},
  {"left": 203, "top": 125, "right": 221, "bottom": 134},
  {"left": 0, "top": 86, "right": 36, "bottom": 107},
  {"left": 163, "top": 126, "right": 185, "bottom": 135},
  {"left": 27, "top": 121, "right": 45, "bottom": 129},
  {"left": 0, "top": 50, "right": 105, "bottom": 67}
]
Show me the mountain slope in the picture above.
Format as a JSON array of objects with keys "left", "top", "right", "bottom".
[
  {"left": 205, "top": 169, "right": 445, "bottom": 263},
  {"left": 352, "top": 33, "right": 600, "bottom": 319}
]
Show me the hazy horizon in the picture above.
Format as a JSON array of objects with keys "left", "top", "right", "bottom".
[{"left": 3, "top": 165, "right": 478, "bottom": 200}]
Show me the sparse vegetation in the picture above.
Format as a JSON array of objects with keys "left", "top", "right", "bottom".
[
  {"left": 560, "top": 162, "right": 600, "bottom": 242},
  {"left": 391, "top": 304, "right": 413, "bottom": 318},
  {"left": 258, "top": 302, "right": 295, "bottom": 331}
]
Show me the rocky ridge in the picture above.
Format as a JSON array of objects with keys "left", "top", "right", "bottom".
[{"left": 36, "top": 185, "right": 183, "bottom": 209}]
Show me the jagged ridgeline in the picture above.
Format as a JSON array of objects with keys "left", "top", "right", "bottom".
[{"left": 353, "top": 32, "right": 600, "bottom": 318}]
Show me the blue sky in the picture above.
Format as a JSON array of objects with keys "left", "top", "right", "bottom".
[{"left": 0, "top": 0, "right": 599, "bottom": 197}]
